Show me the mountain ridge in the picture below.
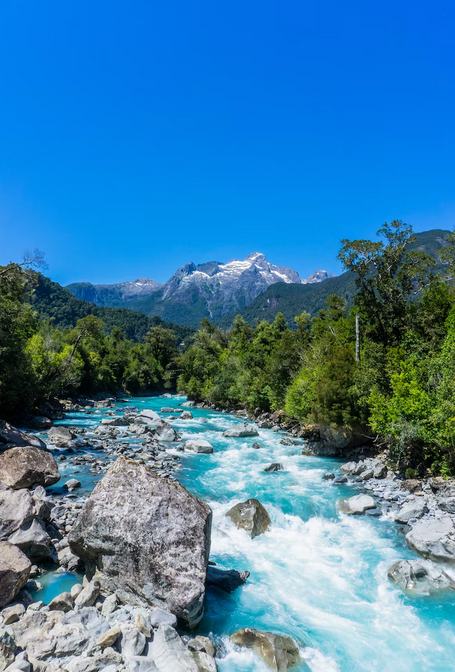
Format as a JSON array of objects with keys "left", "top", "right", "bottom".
[{"left": 67, "top": 252, "right": 334, "bottom": 327}]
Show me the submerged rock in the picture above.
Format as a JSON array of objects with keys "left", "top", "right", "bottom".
[
  {"left": 388, "top": 559, "right": 455, "bottom": 595},
  {"left": 225, "top": 499, "right": 270, "bottom": 538},
  {"left": 337, "top": 495, "right": 375, "bottom": 515},
  {"left": 223, "top": 423, "right": 259, "bottom": 438},
  {"left": 230, "top": 628, "right": 302, "bottom": 671},
  {"left": 184, "top": 439, "right": 213, "bottom": 454},
  {"left": 0, "top": 542, "right": 31, "bottom": 608},
  {"left": 69, "top": 457, "right": 212, "bottom": 627},
  {"left": 206, "top": 566, "right": 249, "bottom": 593},
  {"left": 264, "top": 463, "right": 283, "bottom": 473},
  {"left": 0, "top": 446, "right": 60, "bottom": 490},
  {"left": 406, "top": 518, "right": 455, "bottom": 564}
]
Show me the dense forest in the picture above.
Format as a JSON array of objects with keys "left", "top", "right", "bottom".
[
  {"left": 0, "top": 262, "right": 191, "bottom": 419},
  {"left": 177, "top": 222, "right": 455, "bottom": 476}
]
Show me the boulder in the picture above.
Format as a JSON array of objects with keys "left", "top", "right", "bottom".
[
  {"left": 206, "top": 566, "right": 249, "bottom": 593},
  {"left": 48, "top": 591, "right": 74, "bottom": 612},
  {"left": 0, "top": 485, "right": 35, "bottom": 540},
  {"left": 101, "top": 417, "right": 129, "bottom": 427},
  {"left": 264, "top": 463, "right": 283, "bottom": 473},
  {"left": 161, "top": 408, "right": 183, "bottom": 414},
  {"left": 47, "top": 426, "right": 75, "bottom": 445},
  {"left": 223, "top": 423, "right": 259, "bottom": 438},
  {"left": 337, "top": 495, "right": 375, "bottom": 515},
  {"left": 148, "top": 625, "right": 198, "bottom": 672},
  {"left": 0, "top": 629, "right": 15, "bottom": 672},
  {"left": 406, "top": 518, "right": 455, "bottom": 564},
  {"left": 74, "top": 580, "right": 100, "bottom": 608},
  {"left": 225, "top": 499, "right": 270, "bottom": 538},
  {"left": 64, "top": 478, "right": 81, "bottom": 492},
  {"left": 180, "top": 412, "right": 193, "bottom": 420},
  {"left": 182, "top": 401, "right": 195, "bottom": 407},
  {"left": 230, "top": 628, "right": 302, "bottom": 671},
  {"left": 153, "top": 421, "right": 179, "bottom": 442},
  {"left": 388, "top": 559, "right": 455, "bottom": 595},
  {"left": 340, "top": 461, "right": 358, "bottom": 474},
  {"left": 8, "top": 520, "right": 53, "bottom": 561},
  {"left": 0, "top": 446, "right": 60, "bottom": 490},
  {"left": 373, "top": 463, "right": 387, "bottom": 479},
  {"left": 0, "top": 421, "right": 46, "bottom": 450},
  {"left": 1, "top": 603, "right": 25, "bottom": 625},
  {"left": 184, "top": 440, "right": 213, "bottom": 454},
  {"left": 136, "top": 410, "right": 161, "bottom": 425},
  {"left": 68, "top": 457, "right": 212, "bottom": 628},
  {"left": 98, "top": 626, "right": 122, "bottom": 649},
  {"left": 394, "top": 499, "right": 428, "bottom": 524},
  {"left": 29, "top": 417, "right": 53, "bottom": 430},
  {"left": 0, "top": 543, "right": 31, "bottom": 608}
]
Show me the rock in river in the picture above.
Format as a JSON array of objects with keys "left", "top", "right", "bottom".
[
  {"left": 184, "top": 439, "right": 213, "bottom": 454},
  {"left": 225, "top": 498, "right": 270, "bottom": 538},
  {"left": 153, "top": 421, "right": 179, "bottom": 442},
  {"left": 388, "top": 559, "right": 455, "bottom": 595},
  {"left": 406, "top": 518, "right": 455, "bottom": 564},
  {"left": 206, "top": 566, "right": 249, "bottom": 593},
  {"left": 0, "top": 446, "right": 60, "bottom": 490},
  {"left": 223, "top": 423, "right": 259, "bottom": 438},
  {"left": 69, "top": 457, "right": 212, "bottom": 628},
  {"left": 337, "top": 494, "right": 375, "bottom": 515},
  {"left": 0, "top": 542, "right": 31, "bottom": 608},
  {"left": 0, "top": 421, "right": 45, "bottom": 450},
  {"left": 230, "top": 628, "right": 302, "bottom": 671}
]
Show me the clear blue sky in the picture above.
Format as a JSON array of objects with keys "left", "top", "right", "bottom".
[{"left": 0, "top": 0, "right": 454, "bottom": 285}]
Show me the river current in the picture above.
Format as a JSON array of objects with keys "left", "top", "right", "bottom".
[{"left": 40, "top": 395, "right": 455, "bottom": 672}]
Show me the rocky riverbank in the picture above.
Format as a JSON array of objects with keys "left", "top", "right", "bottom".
[{"left": 0, "top": 399, "right": 309, "bottom": 672}]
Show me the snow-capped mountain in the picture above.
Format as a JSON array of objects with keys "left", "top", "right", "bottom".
[{"left": 66, "top": 253, "right": 334, "bottom": 326}]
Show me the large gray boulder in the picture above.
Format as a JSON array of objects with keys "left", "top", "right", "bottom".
[
  {"left": 406, "top": 518, "right": 455, "bottom": 564},
  {"left": 0, "top": 542, "right": 31, "bottom": 608},
  {"left": 388, "top": 559, "right": 455, "bottom": 595},
  {"left": 69, "top": 457, "right": 212, "bottom": 627},
  {"left": 225, "top": 499, "right": 270, "bottom": 538},
  {"left": 47, "top": 426, "right": 76, "bottom": 446},
  {"left": 0, "top": 446, "right": 60, "bottom": 490},
  {"left": 184, "top": 439, "right": 213, "bottom": 454},
  {"left": 153, "top": 421, "right": 178, "bottom": 442},
  {"left": 337, "top": 495, "right": 375, "bottom": 515},
  {"left": 230, "top": 628, "right": 302, "bottom": 671},
  {"left": 0, "top": 421, "right": 46, "bottom": 450},
  {"left": 223, "top": 423, "right": 259, "bottom": 438},
  {"left": 101, "top": 417, "right": 129, "bottom": 427},
  {"left": 136, "top": 410, "right": 161, "bottom": 425},
  {"left": 8, "top": 520, "right": 53, "bottom": 561},
  {"left": 0, "top": 484, "right": 35, "bottom": 540},
  {"left": 394, "top": 499, "right": 428, "bottom": 524},
  {"left": 148, "top": 625, "right": 199, "bottom": 672}
]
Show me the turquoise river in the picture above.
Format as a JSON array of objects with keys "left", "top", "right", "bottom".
[{"left": 37, "top": 395, "right": 455, "bottom": 672}]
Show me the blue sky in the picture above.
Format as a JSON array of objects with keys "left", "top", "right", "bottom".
[{"left": 0, "top": 0, "right": 454, "bottom": 285}]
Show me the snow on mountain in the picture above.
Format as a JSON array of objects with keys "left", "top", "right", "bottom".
[{"left": 66, "top": 253, "right": 335, "bottom": 320}]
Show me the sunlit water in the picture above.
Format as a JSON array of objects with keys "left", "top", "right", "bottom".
[{"left": 39, "top": 396, "right": 455, "bottom": 672}]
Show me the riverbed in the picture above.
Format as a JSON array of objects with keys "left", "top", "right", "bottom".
[{"left": 41, "top": 395, "right": 455, "bottom": 672}]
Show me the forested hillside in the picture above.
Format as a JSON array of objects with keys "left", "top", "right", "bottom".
[
  {"left": 29, "top": 273, "right": 195, "bottom": 344},
  {"left": 217, "top": 229, "right": 450, "bottom": 328},
  {"left": 178, "top": 222, "right": 455, "bottom": 476}
]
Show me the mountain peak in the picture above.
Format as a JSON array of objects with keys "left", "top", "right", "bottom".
[{"left": 245, "top": 252, "right": 266, "bottom": 262}]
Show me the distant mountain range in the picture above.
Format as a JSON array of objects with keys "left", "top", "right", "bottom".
[
  {"left": 67, "top": 253, "right": 334, "bottom": 327},
  {"left": 64, "top": 230, "right": 450, "bottom": 329}
]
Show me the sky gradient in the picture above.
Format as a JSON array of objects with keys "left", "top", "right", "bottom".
[{"left": 0, "top": 0, "right": 454, "bottom": 285}]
